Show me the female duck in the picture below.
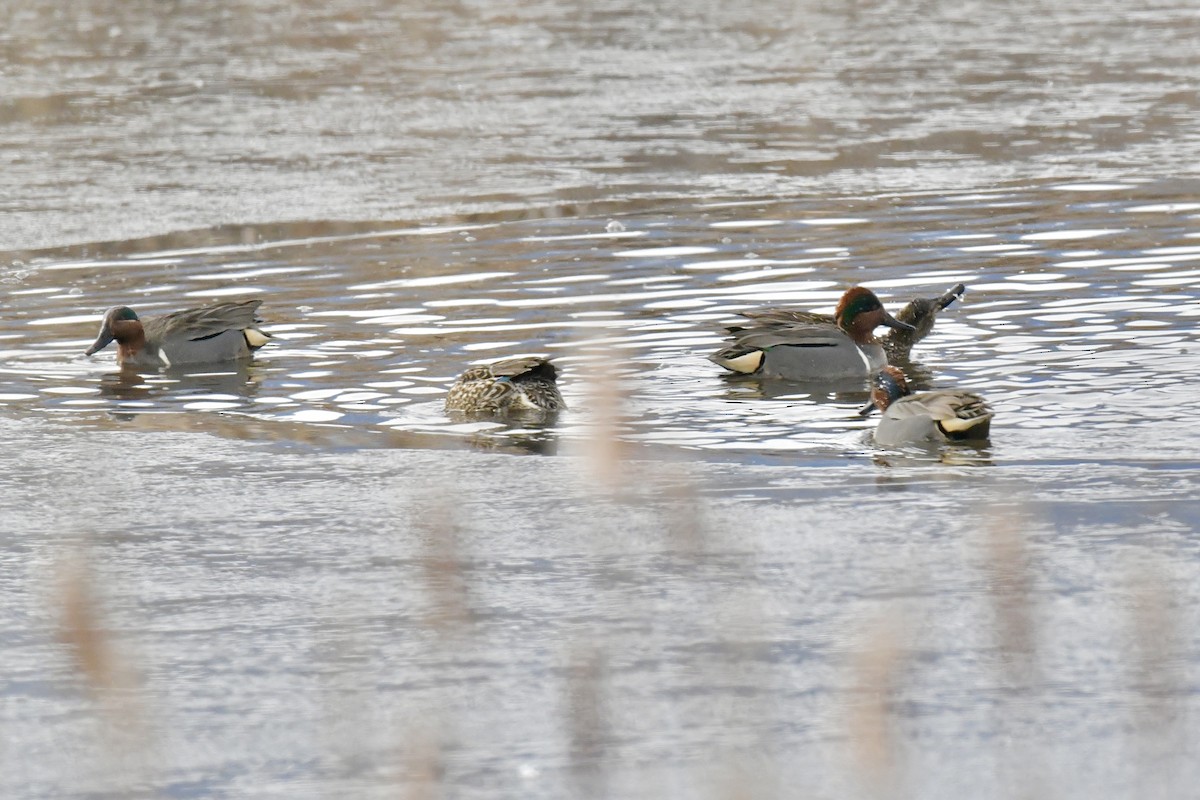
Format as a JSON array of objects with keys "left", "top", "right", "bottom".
[
  {"left": 445, "top": 356, "right": 565, "bottom": 416},
  {"left": 859, "top": 365, "right": 993, "bottom": 445},
  {"left": 878, "top": 283, "right": 965, "bottom": 362},
  {"left": 709, "top": 286, "right": 916, "bottom": 381},
  {"left": 85, "top": 300, "right": 272, "bottom": 367}
]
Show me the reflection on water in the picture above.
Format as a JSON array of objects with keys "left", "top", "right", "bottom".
[
  {"left": 4, "top": 3, "right": 1200, "bottom": 798},
  {"left": 96, "top": 363, "right": 262, "bottom": 407},
  {"left": 870, "top": 439, "right": 997, "bottom": 468},
  {"left": 4, "top": 180, "right": 1200, "bottom": 463}
]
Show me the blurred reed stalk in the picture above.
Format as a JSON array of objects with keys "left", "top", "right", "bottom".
[
  {"left": 566, "top": 644, "right": 611, "bottom": 799},
  {"left": 654, "top": 461, "right": 711, "bottom": 557},
  {"left": 981, "top": 507, "right": 1049, "bottom": 800},
  {"left": 416, "top": 490, "right": 473, "bottom": 634},
  {"left": 388, "top": 489, "right": 473, "bottom": 798},
  {"left": 710, "top": 599, "right": 781, "bottom": 800},
  {"left": 847, "top": 614, "right": 908, "bottom": 799},
  {"left": 399, "top": 736, "right": 447, "bottom": 800},
  {"left": 58, "top": 557, "right": 121, "bottom": 694},
  {"left": 1128, "top": 556, "right": 1186, "bottom": 794},
  {"left": 983, "top": 511, "right": 1038, "bottom": 688},
  {"left": 55, "top": 551, "right": 149, "bottom": 790},
  {"left": 576, "top": 351, "right": 634, "bottom": 495},
  {"left": 1129, "top": 558, "right": 1180, "bottom": 710}
]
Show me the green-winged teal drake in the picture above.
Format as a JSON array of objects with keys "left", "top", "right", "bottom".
[
  {"left": 445, "top": 356, "right": 565, "bottom": 416},
  {"left": 84, "top": 299, "right": 272, "bottom": 367},
  {"left": 859, "top": 365, "right": 993, "bottom": 445},
  {"left": 709, "top": 286, "right": 916, "bottom": 380}
]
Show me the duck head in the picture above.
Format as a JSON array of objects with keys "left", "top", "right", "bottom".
[
  {"left": 889, "top": 283, "right": 966, "bottom": 342},
  {"left": 859, "top": 365, "right": 911, "bottom": 416},
  {"left": 835, "top": 287, "right": 915, "bottom": 343},
  {"left": 85, "top": 306, "right": 144, "bottom": 356},
  {"left": 525, "top": 358, "right": 558, "bottom": 382}
]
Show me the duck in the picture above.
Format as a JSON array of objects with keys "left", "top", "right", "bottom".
[
  {"left": 709, "top": 286, "right": 916, "bottom": 381},
  {"left": 859, "top": 365, "right": 993, "bottom": 445},
  {"left": 445, "top": 356, "right": 565, "bottom": 416},
  {"left": 84, "top": 299, "right": 272, "bottom": 368},
  {"left": 880, "top": 283, "right": 965, "bottom": 362}
]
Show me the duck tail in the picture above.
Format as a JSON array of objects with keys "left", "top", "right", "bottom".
[
  {"left": 937, "top": 397, "right": 993, "bottom": 439},
  {"left": 243, "top": 326, "right": 273, "bottom": 350},
  {"left": 709, "top": 346, "right": 764, "bottom": 374}
]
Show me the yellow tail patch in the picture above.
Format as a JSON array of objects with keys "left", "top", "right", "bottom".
[
  {"left": 940, "top": 413, "right": 990, "bottom": 432},
  {"left": 716, "top": 349, "right": 764, "bottom": 374},
  {"left": 243, "top": 327, "right": 272, "bottom": 348}
]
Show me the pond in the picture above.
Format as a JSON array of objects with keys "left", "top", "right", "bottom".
[{"left": 2, "top": 1, "right": 1200, "bottom": 798}]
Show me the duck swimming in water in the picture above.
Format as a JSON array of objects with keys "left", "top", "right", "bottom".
[
  {"left": 709, "top": 286, "right": 916, "bottom": 381},
  {"left": 445, "top": 356, "right": 565, "bottom": 417},
  {"left": 84, "top": 299, "right": 272, "bottom": 368},
  {"left": 859, "top": 365, "right": 993, "bottom": 445}
]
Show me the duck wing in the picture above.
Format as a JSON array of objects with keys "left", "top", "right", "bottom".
[
  {"left": 145, "top": 300, "right": 266, "bottom": 342},
  {"left": 484, "top": 356, "right": 556, "bottom": 381},
  {"left": 723, "top": 321, "right": 850, "bottom": 351},
  {"left": 891, "top": 390, "right": 992, "bottom": 437},
  {"left": 733, "top": 307, "right": 833, "bottom": 330}
]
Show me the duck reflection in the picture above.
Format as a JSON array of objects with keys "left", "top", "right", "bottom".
[
  {"left": 870, "top": 442, "right": 995, "bottom": 469},
  {"left": 97, "top": 362, "right": 265, "bottom": 404},
  {"left": 463, "top": 425, "right": 560, "bottom": 456},
  {"left": 719, "top": 372, "right": 871, "bottom": 405}
]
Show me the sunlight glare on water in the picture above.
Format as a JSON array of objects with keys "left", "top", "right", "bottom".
[{"left": 2, "top": 183, "right": 1200, "bottom": 464}]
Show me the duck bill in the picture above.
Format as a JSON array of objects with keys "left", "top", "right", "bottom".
[
  {"left": 881, "top": 310, "right": 916, "bottom": 332},
  {"left": 936, "top": 283, "right": 966, "bottom": 311},
  {"left": 85, "top": 326, "right": 114, "bottom": 356},
  {"left": 858, "top": 400, "right": 878, "bottom": 417}
]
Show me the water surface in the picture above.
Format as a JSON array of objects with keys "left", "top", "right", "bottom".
[
  {"left": 3, "top": 2, "right": 1200, "bottom": 798},
  {"left": 4, "top": 181, "right": 1200, "bottom": 465}
]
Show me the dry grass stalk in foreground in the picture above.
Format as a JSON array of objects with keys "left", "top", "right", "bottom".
[
  {"left": 55, "top": 553, "right": 149, "bottom": 787},
  {"left": 1129, "top": 559, "right": 1184, "bottom": 741},
  {"left": 399, "top": 736, "right": 447, "bottom": 800},
  {"left": 415, "top": 492, "right": 473, "bottom": 633},
  {"left": 847, "top": 615, "right": 907, "bottom": 797},
  {"left": 655, "top": 462, "right": 711, "bottom": 556},
  {"left": 566, "top": 645, "right": 611, "bottom": 796},
  {"left": 59, "top": 559, "right": 119, "bottom": 693},
  {"left": 578, "top": 354, "right": 634, "bottom": 494},
  {"left": 984, "top": 512, "right": 1038, "bottom": 686},
  {"left": 57, "top": 555, "right": 137, "bottom": 700},
  {"left": 398, "top": 494, "right": 466, "bottom": 797}
]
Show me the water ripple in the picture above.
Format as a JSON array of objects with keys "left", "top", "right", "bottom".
[{"left": 4, "top": 181, "right": 1200, "bottom": 463}]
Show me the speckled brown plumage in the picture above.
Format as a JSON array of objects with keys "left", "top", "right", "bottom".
[{"left": 445, "top": 356, "right": 565, "bottom": 416}]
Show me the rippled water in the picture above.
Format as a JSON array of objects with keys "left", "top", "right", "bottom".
[
  {"left": 5, "top": 2, "right": 1200, "bottom": 799},
  {"left": 7, "top": 1, "right": 1200, "bottom": 251},
  {"left": 4, "top": 180, "right": 1200, "bottom": 463}
]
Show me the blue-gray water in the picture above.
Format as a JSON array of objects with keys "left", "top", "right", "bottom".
[{"left": 3, "top": 2, "right": 1200, "bottom": 798}]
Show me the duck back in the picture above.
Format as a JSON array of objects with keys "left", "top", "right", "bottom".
[{"left": 874, "top": 390, "right": 992, "bottom": 445}]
